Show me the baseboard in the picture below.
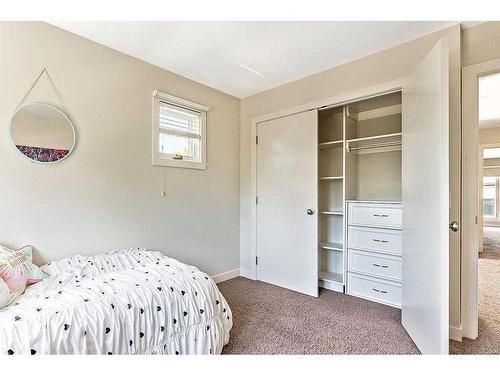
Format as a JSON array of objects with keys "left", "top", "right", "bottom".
[
  {"left": 239, "top": 268, "right": 253, "bottom": 279},
  {"left": 449, "top": 325, "right": 463, "bottom": 342},
  {"left": 212, "top": 269, "right": 240, "bottom": 283}
]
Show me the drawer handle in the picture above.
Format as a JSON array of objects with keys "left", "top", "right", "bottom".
[
  {"left": 372, "top": 239, "right": 389, "bottom": 243},
  {"left": 373, "top": 214, "right": 389, "bottom": 218},
  {"left": 372, "top": 288, "right": 388, "bottom": 294},
  {"left": 372, "top": 263, "right": 389, "bottom": 269}
]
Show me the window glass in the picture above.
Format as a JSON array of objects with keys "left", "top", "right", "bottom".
[
  {"left": 483, "top": 177, "right": 497, "bottom": 218},
  {"left": 159, "top": 133, "right": 200, "bottom": 161}
]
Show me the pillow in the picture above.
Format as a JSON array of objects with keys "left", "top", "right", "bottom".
[
  {"left": 40, "top": 254, "right": 86, "bottom": 276},
  {"left": 40, "top": 248, "right": 160, "bottom": 277},
  {"left": 0, "top": 245, "right": 47, "bottom": 295},
  {"left": 0, "top": 277, "right": 16, "bottom": 309}
]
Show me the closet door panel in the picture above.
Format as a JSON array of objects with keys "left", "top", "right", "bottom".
[
  {"left": 401, "top": 39, "right": 449, "bottom": 354},
  {"left": 256, "top": 110, "right": 318, "bottom": 297}
]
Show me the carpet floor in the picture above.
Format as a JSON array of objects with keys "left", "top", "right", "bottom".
[
  {"left": 218, "top": 277, "right": 419, "bottom": 354},
  {"left": 449, "top": 226, "right": 500, "bottom": 354}
]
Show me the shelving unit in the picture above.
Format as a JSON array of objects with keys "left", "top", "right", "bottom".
[
  {"left": 318, "top": 106, "right": 345, "bottom": 293},
  {"left": 317, "top": 91, "right": 403, "bottom": 295}
]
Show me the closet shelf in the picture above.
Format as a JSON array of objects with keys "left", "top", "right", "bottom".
[
  {"left": 319, "top": 176, "right": 343, "bottom": 181},
  {"left": 319, "top": 140, "right": 343, "bottom": 149},
  {"left": 355, "top": 104, "right": 402, "bottom": 122},
  {"left": 319, "top": 211, "right": 343, "bottom": 216},
  {"left": 319, "top": 242, "right": 343, "bottom": 252},
  {"left": 346, "top": 132, "right": 402, "bottom": 153},
  {"left": 319, "top": 271, "right": 343, "bottom": 284},
  {"left": 346, "top": 132, "right": 402, "bottom": 144}
]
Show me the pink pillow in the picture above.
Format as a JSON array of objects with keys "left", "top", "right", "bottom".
[{"left": 0, "top": 245, "right": 47, "bottom": 294}]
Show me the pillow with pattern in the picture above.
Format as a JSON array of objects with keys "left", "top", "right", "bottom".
[
  {"left": 40, "top": 254, "right": 86, "bottom": 276},
  {"left": 0, "top": 245, "right": 47, "bottom": 294},
  {"left": 0, "top": 276, "right": 16, "bottom": 309}
]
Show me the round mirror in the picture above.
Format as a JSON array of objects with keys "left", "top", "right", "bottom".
[{"left": 10, "top": 103, "right": 75, "bottom": 164}]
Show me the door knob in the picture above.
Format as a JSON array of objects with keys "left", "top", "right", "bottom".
[
  {"left": 449, "top": 221, "right": 459, "bottom": 232},
  {"left": 307, "top": 209, "right": 315, "bottom": 215}
]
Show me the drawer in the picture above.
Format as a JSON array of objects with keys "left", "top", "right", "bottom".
[
  {"left": 348, "top": 249, "right": 402, "bottom": 281},
  {"left": 347, "top": 273, "right": 401, "bottom": 308},
  {"left": 348, "top": 226, "right": 402, "bottom": 255},
  {"left": 348, "top": 202, "right": 402, "bottom": 229}
]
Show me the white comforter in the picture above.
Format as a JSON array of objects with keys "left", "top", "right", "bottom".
[{"left": 0, "top": 249, "right": 232, "bottom": 355}]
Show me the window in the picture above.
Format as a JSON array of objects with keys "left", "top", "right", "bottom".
[
  {"left": 483, "top": 177, "right": 497, "bottom": 218},
  {"left": 152, "top": 90, "right": 208, "bottom": 169},
  {"left": 483, "top": 147, "right": 500, "bottom": 159}
]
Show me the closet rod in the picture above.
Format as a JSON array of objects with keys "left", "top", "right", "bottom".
[{"left": 347, "top": 141, "right": 401, "bottom": 152}]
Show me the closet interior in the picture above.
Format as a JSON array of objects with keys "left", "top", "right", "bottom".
[{"left": 317, "top": 91, "right": 402, "bottom": 296}]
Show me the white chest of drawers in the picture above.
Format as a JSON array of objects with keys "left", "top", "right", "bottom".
[{"left": 346, "top": 201, "right": 402, "bottom": 308}]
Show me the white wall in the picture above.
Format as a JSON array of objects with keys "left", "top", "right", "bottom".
[{"left": 0, "top": 22, "right": 240, "bottom": 277}]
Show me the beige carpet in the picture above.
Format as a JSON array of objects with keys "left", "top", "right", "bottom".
[
  {"left": 218, "top": 277, "right": 419, "bottom": 354},
  {"left": 449, "top": 226, "right": 500, "bottom": 354}
]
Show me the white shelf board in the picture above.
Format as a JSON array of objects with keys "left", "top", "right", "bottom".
[
  {"left": 319, "top": 270, "right": 343, "bottom": 284},
  {"left": 346, "top": 199, "right": 402, "bottom": 204},
  {"left": 346, "top": 132, "right": 402, "bottom": 154},
  {"left": 356, "top": 104, "right": 402, "bottom": 122},
  {"left": 346, "top": 132, "right": 402, "bottom": 144},
  {"left": 319, "top": 176, "right": 343, "bottom": 181},
  {"left": 319, "top": 211, "right": 343, "bottom": 215},
  {"left": 319, "top": 140, "right": 343, "bottom": 149},
  {"left": 319, "top": 242, "right": 343, "bottom": 251}
]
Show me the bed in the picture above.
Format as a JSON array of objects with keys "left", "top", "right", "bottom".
[{"left": 0, "top": 249, "right": 232, "bottom": 355}]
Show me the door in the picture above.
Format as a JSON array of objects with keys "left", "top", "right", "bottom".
[
  {"left": 402, "top": 39, "right": 450, "bottom": 354},
  {"left": 256, "top": 110, "right": 318, "bottom": 297}
]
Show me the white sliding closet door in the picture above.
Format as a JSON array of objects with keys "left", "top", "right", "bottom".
[
  {"left": 402, "top": 39, "right": 449, "bottom": 354},
  {"left": 256, "top": 110, "right": 318, "bottom": 297}
]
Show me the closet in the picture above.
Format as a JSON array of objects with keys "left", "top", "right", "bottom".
[
  {"left": 318, "top": 91, "right": 402, "bottom": 298},
  {"left": 255, "top": 39, "right": 450, "bottom": 354}
]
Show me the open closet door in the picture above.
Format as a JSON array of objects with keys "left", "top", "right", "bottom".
[
  {"left": 402, "top": 39, "right": 450, "bottom": 354},
  {"left": 256, "top": 110, "right": 318, "bottom": 297}
]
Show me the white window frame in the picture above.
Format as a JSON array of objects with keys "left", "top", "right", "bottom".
[
  {"left": 482, "top": 177, "right": 497, "bottom": 219},
  {"left": 152, "top": 90, "right": 209, "bottom": 170}
]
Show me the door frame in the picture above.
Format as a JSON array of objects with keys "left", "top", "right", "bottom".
[
  {"left": 249, "top": 78, "right": 407, "bottom": 280},
  {"left": 461, "top": 57, "right": 500, "bottom": 340}
]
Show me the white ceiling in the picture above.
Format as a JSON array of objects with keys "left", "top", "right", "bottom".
[
  {"left": 479, "top": 72, "right": 500, "bottom": 129},
  {"left": 51, "top": 21, "right": 471, "bottom": 98}
]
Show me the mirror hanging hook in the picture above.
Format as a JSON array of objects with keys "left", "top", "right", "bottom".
[{"left": 14, "top": 68, "right": 68, "bottom": 113}]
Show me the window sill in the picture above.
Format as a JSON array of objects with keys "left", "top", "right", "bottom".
[{"left": 152, "top": 155, "right": 206, "bottom": 170}]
